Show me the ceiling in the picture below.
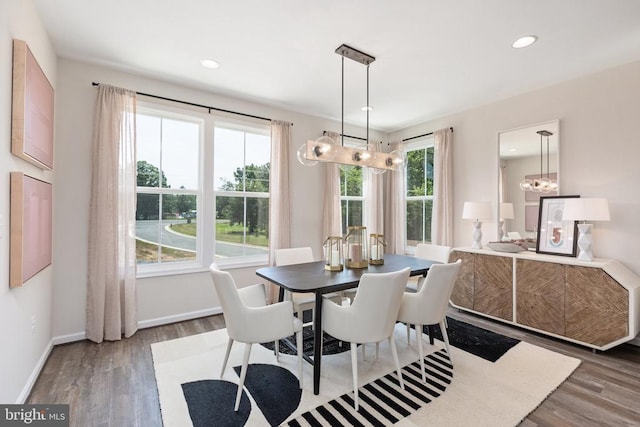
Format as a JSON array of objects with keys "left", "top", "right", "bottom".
[{"left": 33, "top": 0, "right": 640, "bottom": 133}]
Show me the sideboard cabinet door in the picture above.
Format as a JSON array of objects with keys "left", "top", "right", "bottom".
[
  {"left": 565, "top": 265, "right": 628, "bottom": 346},
  {"left": 516, "top": 259, "right": 565, "bottom": 335},
  {"left": 449, "top": 250, "right": 474, "bottom": 309},
  {"left": 474, "top": 254, "right": 513, "bottom": 321}
]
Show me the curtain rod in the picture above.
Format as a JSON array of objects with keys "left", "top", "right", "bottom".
[
  {"left": 402, "top": 127, "right": 453, "bottom": 142},
  {"left": 91, "top": 82, "right": 291, "bottom": 125}
]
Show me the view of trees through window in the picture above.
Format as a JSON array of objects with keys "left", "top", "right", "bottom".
[
  {"left": 135, "top": 113, "right": 200, "bottom": 265},
  {"left": 406, "top": 143, "right": 434, "bottom": 247},
  {"left": 214, "top": 126, "right": 270, "bottom": 258},
  {"left": 340, "top": 165, "right": 364, "bottom": 235}
]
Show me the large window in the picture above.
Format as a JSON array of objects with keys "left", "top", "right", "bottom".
[
  {"left": 136, "top": 110, "right": 201, "bottom": 268},
  {"left": 135, "top": 105, "right": 271, "bottom": 276},
  {"left": 405, "top": 138, "right": 435, "bottom": 248},
  {"left": 214, "top": 124, "right": 270, "bottom": 259}
]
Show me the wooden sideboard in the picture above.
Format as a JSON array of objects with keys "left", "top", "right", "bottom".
[{"left": 448, "top": 248, "right": 640, "bottom": 350}]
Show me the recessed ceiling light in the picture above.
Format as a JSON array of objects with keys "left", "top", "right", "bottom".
[
  {"left": 360, "top": 106, "right": 373, "bottom": 112},
  {"left": 200, "top": 59, "right": 220, "bottom": 69},
  {"left": 509, "top": 148, "right": 517, "bottom": 152},
  {"left": 512, "top": 35, "right": 537, "bottom": 49}
]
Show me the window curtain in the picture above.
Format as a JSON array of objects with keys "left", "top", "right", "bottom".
[
  {"left": 322, "top": 131, "right": 342, "bottom": 237},
  {"left": 87, "top": 85, "right": 137, "bottom": 343},
  {"left": 364, "top": 150, "right": 384, "bottom": 234},
  {"left": 383, "top": 141, "right": 406, "bottom": 254},
  {"left": 431, "top": 128, "right": 453, "bottom": 246},
  {"left": 267, "top": 120, "right": 292, "bottom": 300}
]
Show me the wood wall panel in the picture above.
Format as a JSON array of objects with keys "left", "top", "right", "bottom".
[
  {"left": 565, "top": 266, "right": 628, "bottom": 346},
  {"left": 474, "top": 254, "right": 513, "bottom": 320},
  {"left": 516, "top": 259, "right": 565, "bottom": 335},
  {"left": 449, "top": 250, "right": 474, "bottom": 309}
]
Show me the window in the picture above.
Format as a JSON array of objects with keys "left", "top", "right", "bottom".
[
  {"left": 214, "top": 124, "right": 270, "bottom": 261},
  {"left": 405, "top": 137, "right": 435, "bottom": 248},
  {"left": 135, "top": 104, "right": 271, "bottom": 276},
  {"left": 136, "top": 109, "right": 201, "bottom": 269},
  {"left": 339, "top": 142, "right": 366, "bottom": 234}
]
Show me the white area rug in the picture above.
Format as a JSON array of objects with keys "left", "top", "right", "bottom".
[{"left": 151, "top": 323, "right": 580, "bottom": 426}]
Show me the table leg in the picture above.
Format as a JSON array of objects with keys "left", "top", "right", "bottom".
[
  {"left": 278, "top": 287, "right": 285, "bottom": 302},
  {"left": 313, "top": 291, "right": 323, "bottom": 395}
]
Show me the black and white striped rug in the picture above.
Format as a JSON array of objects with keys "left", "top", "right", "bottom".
[{"left": 151, "top": 320, "right": 580, "bottom": 426}]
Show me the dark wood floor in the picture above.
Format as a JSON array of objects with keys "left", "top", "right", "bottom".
[{"left": 27, "top": 310, "right": 640, "bottom": 426}]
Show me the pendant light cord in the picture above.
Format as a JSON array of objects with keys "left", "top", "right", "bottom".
[
  {"left": 366, "top": 64, "right": 370, "bottom": 148},
  {"left": 341, "top": 54, "right": 345, "bottom": 147}
]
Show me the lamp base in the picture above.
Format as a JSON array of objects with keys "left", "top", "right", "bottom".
[
  {"left": 576, "top": 223, "right": 594, "bottom": 261},
  {"left": 471, "top": 220, "right": 483, "bottom": 249}
]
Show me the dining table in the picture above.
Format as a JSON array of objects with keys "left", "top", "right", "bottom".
[{"left": 255, "top": 253, "right": 436, "bottom": 395}]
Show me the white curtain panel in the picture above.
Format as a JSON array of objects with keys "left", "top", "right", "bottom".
[
  {"left": 431, "top": 128, "right": 453, "bottom": 246},
  {"left": 267, "top": 120, "right": 292, "bottom": 302},
  {"left": 87, "top": 85, "right": 137, "bottom": 342},
  {"left": 364, "top": 149, "right": 384, "bottom": 234},
  {"left": 322, "top": 131, "right": 343, "bottom": 238},
  {"left": 384, "top": 141, "right": 406, "bottom": 254}
]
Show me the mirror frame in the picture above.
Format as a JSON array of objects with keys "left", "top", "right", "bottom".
[{"left": 497, "top": 119, "right": 560, "bottom": 242}]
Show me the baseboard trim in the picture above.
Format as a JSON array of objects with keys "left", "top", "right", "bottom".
[
  {"left": 137, "top": 307, "right": 223, "bottom": 330},
  {"left": 52, "top": 331, "right": 87, "bottom": 345},
  {"left": 17, "top": 340, "right": 54, "bottom": 404}
]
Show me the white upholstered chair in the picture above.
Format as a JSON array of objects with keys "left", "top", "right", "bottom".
[
  {"left": 406, "top": 244, "right": 451, "bottom": 292},
  {"left": 322, "top": 267, "right": 411, "bottom": 410},
  {"left": 274, "top": 247, "right": 341, "bottom": 328},
  {"left": 397, "top": 260, "right": 462, "bottom": 381},
  {"left": 209, "top": 264, "right": 303, "bottom": 411}
]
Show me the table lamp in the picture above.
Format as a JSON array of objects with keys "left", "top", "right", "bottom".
[
  {"left": 462, "top": 201, "right": 492, "bottom": 249},
  {"left": 561, "top": 198, "right": 610, "bottom": 261},
  {"left": 499, "top": 202, "right": 515, "bottom": 240}
]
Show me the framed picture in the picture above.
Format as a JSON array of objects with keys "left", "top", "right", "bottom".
[
  {"left": 524, "top": 205, "right": 538, "bottom": 232},
  {"left": 10, "top": 173, "right": 53, "bottom": 288},
  {"left": 11, "top": 39, "right": 54, "bottom": 170},
  {"left": 536, "top": 195, "right": 579, "bottom": 257}
]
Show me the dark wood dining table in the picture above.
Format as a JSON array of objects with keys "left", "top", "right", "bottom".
[{"left": 256, "top": 253, "right": 436, "bottom": 395}]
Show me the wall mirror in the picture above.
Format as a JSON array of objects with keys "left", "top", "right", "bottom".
[{"left": 498, "top": 120, "right": 559, "bottom": 244}]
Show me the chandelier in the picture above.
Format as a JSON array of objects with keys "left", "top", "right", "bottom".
[
  {"left": 296, "top": 44, "right": 404, "bottom": 172},
  {"left": 519, "top": 130, "right": 558, "bottom": 192}
]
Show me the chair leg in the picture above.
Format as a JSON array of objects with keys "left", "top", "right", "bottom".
[
  {"left": 296, "top": 329, "right": 303, "bottom": 389},
  {"left": 440, "top": 320, "right": 453, "bottom": 366},
  {"left": 234, "top": 343, "right": 252, "bottom": 412},
  {"left": 389, "top": 336, "right": 404, "bottom": 390},
  {"left": 406, "top": 322, "right": 411, "bottom": 345},
  {"left": 350, "top": 342, "right": 359, "bottom": 410},
  {"left": 274, "top": 340, "right": 279, "bottom": 361},
  {"left": 221, "top": 338, "right": 234, "bottom": 377},
  {"left": 375, "top": 342, "right": 380, "bottom": 359},
  {"left": 416, "top": 324, "right": 426, "bottom": 382}
]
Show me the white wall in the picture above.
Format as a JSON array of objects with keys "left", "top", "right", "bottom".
[
  {"left": 52, "top": 59, "right": 386, "bottom": 339},
  {"left": 389, "top": 60, "right": 640, "bottom": 278},
  {"left": 0, "top": 0, "right": 57, "bottom": 404}
]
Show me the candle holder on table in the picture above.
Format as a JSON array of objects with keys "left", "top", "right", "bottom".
[
  {"left": 323, "top": 236, "right": 343, "bottom": 271},
  {"left": 345, "top": 226, "right": 368, "bottom": 269},
  {"left": 369, "top": 233, "right": 386, "bottom": 265}
]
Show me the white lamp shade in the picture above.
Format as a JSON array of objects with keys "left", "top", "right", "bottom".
[
  {"left": 562, "top": 198, "right": 610, "bottom": 222},
  {"left": 500, "top": 202, "right": 514, "bottom": 220},
  {"left": 462, "top": 201, "right": 492, "bottom": 220}
]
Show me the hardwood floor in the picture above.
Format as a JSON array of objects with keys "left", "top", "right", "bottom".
[{"left": 27, "top": 310, "right": 640, "bottom": 426}]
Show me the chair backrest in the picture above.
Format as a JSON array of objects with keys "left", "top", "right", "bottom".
[
  {"left": 350, "top": 267, "right": 411, "bottom": 343},
  {"left": 274, "top": 247, "right": 314, "bottom": 266},
  {"left": 209, "top": 263, "right": 254, "bottom": 340},
  {"left": 415, "top": 243, "right": 452, "bottom": 263},
  {"left": 416, "top": 259, "right": 462, "bottom": 324}
]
